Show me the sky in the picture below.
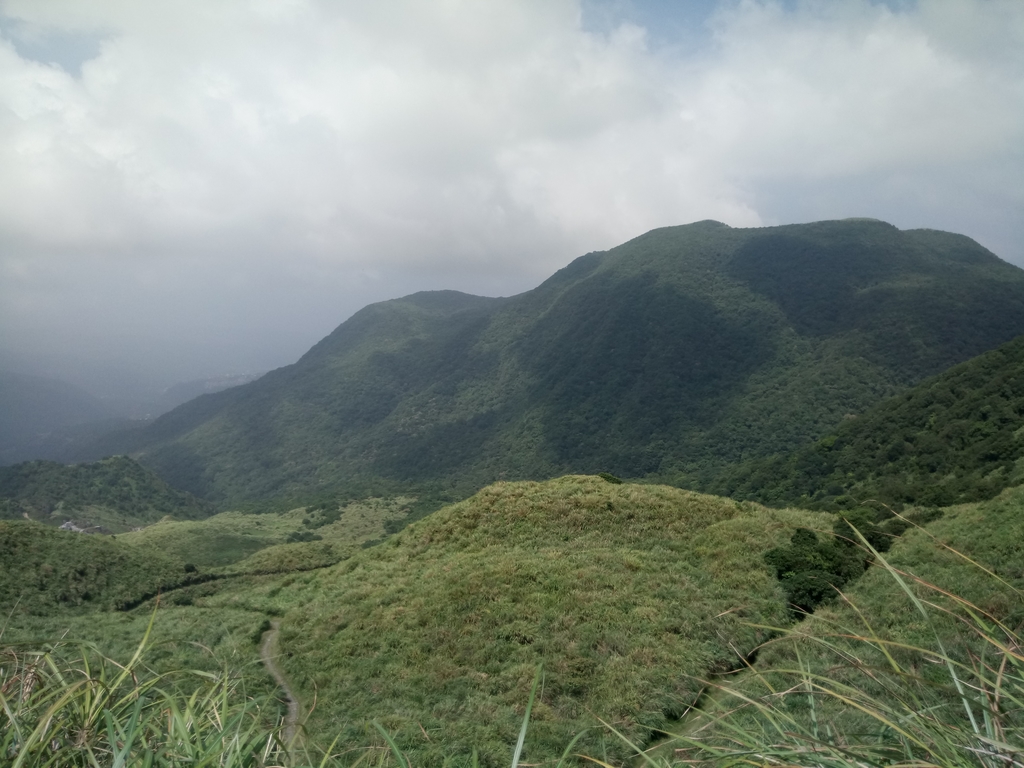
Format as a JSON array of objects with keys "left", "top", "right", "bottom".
[{"left": 0, "top": 0, "right": 1022, "bottom": 401}]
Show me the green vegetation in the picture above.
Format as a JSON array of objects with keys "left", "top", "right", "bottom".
[
  {"left": 0, "top": 493, "right": 416, "bottom": 624},
  {"left": 714, "top": 332, "right": 1024, "bottom": 510},
  {"left": 278, "top": 476, "right": 819, "bottom": 766},
  {"left": 80, "top": 220, "right": 1024, "bottom": 504},
  {"left": 0, "top": 455, "right": 212, "bottom": 532},
  {"left": 662, "top": 485, "right": 1024, "bottom": 768},
  {"left": 0, "top": 627, "right": 290, "bottom": 768},
  {"left": 4, "top": 478, "right": 1024, "bottom": 767},
  {"left": 763, "top": 527, "right": 865, "bottom": 615},
  {"left": 117, "top": 496, "right": 413, "bottom": 569},
  {"left": 760, "top": 504, "right": 941, "bottom": 614},
  {"left": 9, "top": 219, "right": 1024, "bottom": 767},
  {"left": 0, "top": 520, "right": 190, "bottom": 613}
]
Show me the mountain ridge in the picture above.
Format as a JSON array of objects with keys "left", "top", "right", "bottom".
[{"left": 79, "top": 219, "right": 1024, "bottom": 503}]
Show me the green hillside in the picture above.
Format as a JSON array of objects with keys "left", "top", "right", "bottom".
[
  {"left": 0, "top": 474, "right": 821, "bottom": 765},
  {"left": 0, "top": 455, "right": 212, "bottom": 532},
  {"left": 82, "top": 220, "right": 1024, "bottom": 504},
  {"left": 712, "top": 332, "right": 1024, "bottom": 510},
  {"left": 277, "top": 476, "right": 818, "bottom": 765},
  {"left": 676, "top": 484, "right": 1024, "bottom": 767},
  {"left": 4, "top": 475, "right": 1021, "bottom": 766},
  {"left": 0, "top": 520, "right": 191, "bottom": 613},
  {"left": 117, "top": 495, "right": 413, "bottom": 569}
]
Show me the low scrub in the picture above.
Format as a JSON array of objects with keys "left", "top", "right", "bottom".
[{"left": 0, "top": 520, "right": 190, "bottom": 614}]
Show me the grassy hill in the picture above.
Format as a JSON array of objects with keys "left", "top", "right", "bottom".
[
  {"left": 276, "top": 476, "right": 820, "bottom": 765},
  {"left": 0, "top": 475, "right": 821, "bottom": 765},
  {"left": 116, "top": 495, "right": 413, "bottom": 569},
  {"left": 0, "top": 455, "right": 212, "bottom": 532},
  {"left": 81, "top": 219, "right": 1024, "bottom": 504},
  {"left": 4, "top": 474, "right": 1022, "bottom": 766},
  {"left": 0, "top": 520, "right": 191, "bottom": 613},
  {"left": 711, "top": 332, "right": 1024, "bottom": 510}
]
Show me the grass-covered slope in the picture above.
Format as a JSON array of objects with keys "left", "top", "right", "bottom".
[
  {"left": 4, "top": 486, "right": 1023, "bottom": 767},
  {"left": 117, "top": 495, "right": 413, "bottom": 569},
  {"left": 713, "top": 333, "right": 1024, "bottom": 510},
  {"left": 678, "top": 484, "right": 1024, "bottom": 767},
  {"left": 87, "top": 220, "right": 1024, "bottom": 503},
  {"left": 0, "top": 520, "right": 191, "bottom": 613},
  {"left": 0, "top": 455, "right": 212, "bottom": 532},
  {"left": 278, "top": 476, "right": 819, "bottom": 766}
]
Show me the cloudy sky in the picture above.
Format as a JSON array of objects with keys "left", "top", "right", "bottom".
[{"left": 1, "top": 0, "right": 1022, "bottom": 400}]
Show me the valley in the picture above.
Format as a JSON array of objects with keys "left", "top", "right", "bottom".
[{"left": 4, "top": 219, "right": 1024, "bottom": 766}]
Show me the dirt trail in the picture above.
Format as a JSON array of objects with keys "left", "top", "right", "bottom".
[{"left": 259, "top": 620, "right": 302, "bottom": 747}]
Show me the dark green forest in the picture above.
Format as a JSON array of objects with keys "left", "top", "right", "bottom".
[
  {"left": 712, "top": 332, "right": 1024, "bottom": 510},
  {"left": 77, "top": 219, "right": 1024, "bottom": 504},
  {"left": 0, "top": 455, "right": 212, "bottom": 531}
]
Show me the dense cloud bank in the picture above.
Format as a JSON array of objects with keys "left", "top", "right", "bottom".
[{"left": 1, "top": 0, "right": 1021, "bottom": 392}]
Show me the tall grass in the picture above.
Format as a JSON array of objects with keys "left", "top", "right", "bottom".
[
  {"left": 640, "top": 528, "right": 1024, "bottom": 768},
  {"left": 1, "top": 615, "right": 291, "bottom": 768},
  {"left": 8, "top": 490, "right": 1024, "bottom": 768}
]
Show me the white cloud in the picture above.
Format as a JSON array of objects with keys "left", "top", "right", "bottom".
[{"left": 0, "top": 0, "right": 1021, "bottom": 391}]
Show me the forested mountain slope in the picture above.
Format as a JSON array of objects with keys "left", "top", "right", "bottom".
[
  {"left": 710, "top": 332, "right": 1024, "bottom": 510},
  {"left": 0, "top": 456, "right": 212, "bottom": 532},
  {"left": 86, "top": 219, "right": 1024, "bottom": 502}
]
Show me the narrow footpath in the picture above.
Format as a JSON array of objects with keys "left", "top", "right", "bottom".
[{"left": 259, "top": 620, "right": 302, "bottom": 747}]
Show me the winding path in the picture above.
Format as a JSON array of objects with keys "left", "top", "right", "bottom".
[{"left": 259, "top": 620, "right": 302, "bottom": 747}]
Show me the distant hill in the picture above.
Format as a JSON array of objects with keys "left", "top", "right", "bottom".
[
  {"left": 0, "top": 371, "right": 115, "bottom": 465},
  {"left": 0, "top": 456, "right": 213, "bottom": 533},
  {"left": 709, "top": 332, "right": 1024, "bottom": 510},
  {"left": 83, "top": 219, "right": 1024, "bottom": 502}
]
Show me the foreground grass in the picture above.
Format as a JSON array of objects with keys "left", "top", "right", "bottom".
[
  {"left": 646, "top": 485, "right": 1024, "bottom": 768},
  {"left": 5, "top": 480, "right": 1024, "bottom": 767},
  {"left": 1, "top": 617, "right": 291, "bottom": 768}
]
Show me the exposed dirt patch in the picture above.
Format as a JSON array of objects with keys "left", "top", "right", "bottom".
[{"left": 260, "top": 619, "right": 301, "bottom": 747}]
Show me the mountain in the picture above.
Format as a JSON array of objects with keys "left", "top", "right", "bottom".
[
  {"left": 154, "top": 372, "right": 263, "bottom": 415},
  {"left": 709, "top": 332, "right": 1024, "bottom": 510},
  {"left": 85, "top": 219, "right": 1024, "bottom": 503},
  {"left": 0, "top": 456, "right": 213, "bottom": 533}
]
